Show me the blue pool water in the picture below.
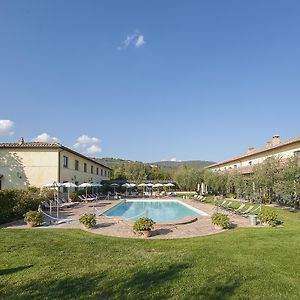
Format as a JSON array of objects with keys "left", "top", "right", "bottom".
[{"left": 102, "top": 200, "right": 209, "bottom": 222}]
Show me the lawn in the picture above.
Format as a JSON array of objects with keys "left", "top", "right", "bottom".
[{"left": 0, "top": 207, "right": 299, "bottom": 300}]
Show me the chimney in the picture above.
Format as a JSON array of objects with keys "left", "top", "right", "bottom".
[
  {"left": 247, "top": 146, "right": 255, "bottom": 154},
  {"left": 18, "top": 137, "right": 25, "bottom": 145},
  {"left": 272, "top": 135, "right": 281, "bottom": 146},
  {"left": 266, "top": 141, "right": 272, "bottom": 148}
]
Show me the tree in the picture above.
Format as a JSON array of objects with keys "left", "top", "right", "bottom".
[{"left": 273, "top": 156, "right": 300, "bottom": 208}]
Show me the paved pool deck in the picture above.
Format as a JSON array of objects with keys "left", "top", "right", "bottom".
[{"left": 1, "top": 198, "right": 258, "bottom": 239}]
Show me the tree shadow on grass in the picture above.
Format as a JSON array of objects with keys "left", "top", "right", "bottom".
[
  {"left": 0, "top": 263, "right": 191, "bottom": 300},
  {"left": 0, "top": 265, "right": 33, "bottom": 276},
  {"left": 193, "top": 274, "right": 244, "bottom": 300}
]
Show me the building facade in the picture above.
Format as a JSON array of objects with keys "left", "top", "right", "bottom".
[
  {"left": 207, "top": 135, "right": 300, "bottom": 174},
  {"left": 0, "top": 138, "right": 111, "bottom": 189}
]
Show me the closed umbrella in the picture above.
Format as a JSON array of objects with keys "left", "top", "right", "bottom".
[{"left": 41, "top": 182, "right": 63, "bottom": 217}]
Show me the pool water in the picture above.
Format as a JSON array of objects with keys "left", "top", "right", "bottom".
[{"left": 102, "top": 200, "right": 209, "bottom": 222}]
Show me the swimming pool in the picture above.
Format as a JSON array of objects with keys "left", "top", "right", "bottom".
[{"left": 102, "top": 199, "right": 209, "bottom": 222}]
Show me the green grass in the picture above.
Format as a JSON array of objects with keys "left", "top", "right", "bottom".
[{"left": 0, "top": 207, "right": 299, "bottom": 299}]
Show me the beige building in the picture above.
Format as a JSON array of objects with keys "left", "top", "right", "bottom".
[
  {"left": 0, "top": 138, "right": 111, "bottom": 190},
  {"left": 207, "top": 135, "right": 300, "bottom": 174}
]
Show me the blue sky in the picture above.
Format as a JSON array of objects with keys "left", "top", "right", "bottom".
[{"left": 0, "top": 0, "right": 300, "bottom": 162}]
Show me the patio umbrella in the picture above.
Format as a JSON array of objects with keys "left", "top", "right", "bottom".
[
  {"left": 110, "top": 183, "right": 119, "bottom": 194},
  {"left": 153, "top": 183, "right": 164, "bottom": 188},
  {"left": 78, "top": 182, "right": 93, "bottom": 199},
  {"left": 138, "top": 183, "right": 147, "bottom": 197},
  {"left": 164, "top": 182, "right": 175, "bottom": 193},
  {"left": 61, "top": 182, "right": 78, "bottom": 202},
  {"left": 122, "top": 183, "right": 133, "bottom": 196}
]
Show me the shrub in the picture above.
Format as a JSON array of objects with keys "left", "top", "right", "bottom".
[
  {"left": 0, "top": 189, "right": 43, "bottom": 224},
  {"left": 226, "top": 193, "right": 237, "bottom": 199},
  {"left": 79, "top": 213, "right": 96, "bottom": 228},
  {"left": 133, "top": 217, "right": 155, "bottom": 232},
  {"left": 69, "top": 192, "right": 79, "bottom": 202},
  {"left": 261, "top": 196, "right": 272, "bottom": 204},
  {"left": 24, "top": 211, "right": 44, "bottom": 226},
  {"left": 211, "top": 213, "right": 230, "bottom": 228},
  {"left": 258, "top": 210, "right": 280, "bottom": 227}
]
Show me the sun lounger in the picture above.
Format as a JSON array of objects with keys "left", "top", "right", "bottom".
[
  {"left": 222, "top": 201, "right": 232, "bottom": 210},
  {"left": 238, "top": 206, "right": 254, "bottom": 215},
  {"left": 229, "top": 203, "right": 245, "bottom": 214},
  {"left": 242, "top": 205, "right": 262, "bottom": 217}
]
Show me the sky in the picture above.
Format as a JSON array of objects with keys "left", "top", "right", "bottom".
[{"left": 0, "top": 0, "right": 300, "bottom": 163}]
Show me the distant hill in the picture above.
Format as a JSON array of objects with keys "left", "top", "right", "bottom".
[
  {"left": 151, "top": 160, "right": 215, "bottom": 169},
  {"left": 95, "top": 157, "right": 215, "bottom": 170}
]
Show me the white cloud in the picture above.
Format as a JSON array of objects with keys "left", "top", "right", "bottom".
[
  {"left": 87, "top": 145, "right": 102, "bottom": 154},
  {"left": 0, "top": 120, "right": 14, "bottom": 136},
  {"left": 32, "top": 133, "right": 60, "bottom": 143},
  {"left": 73, "top": 134, "right": 102, "bottom": 155},
  {"left": 118, "top": 31, "right": 146, "bottom": 50},
  {"left": 135, "top": 35, "right": 145, "bottom": 48}
]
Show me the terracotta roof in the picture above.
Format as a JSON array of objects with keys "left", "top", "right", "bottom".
[
  {"left": 0, "top": 142, "right": 112, "bottom": 170},
  {"left": 0, "top": 142, "right": 61, "bottom": 148},
  {"left": 208, "top": 136, "right": 300, "bottom": 169}
]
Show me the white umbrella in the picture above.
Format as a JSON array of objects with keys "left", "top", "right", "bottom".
[
  {"left": 138, "top": 183, "right": 148, "bottom": 197},
  {"left": 61, "top": 182, "right": 78, "bottom": 202},
  {"left": 164, "top": 183, "right": 175, "bottom": 187},
  {"left": 153, "top": 183, "right": 164, "bottom": 188},
  {"left": 129, "top": 183, "right": 136, "bottom": 187},
  {"left": 122, "top": 183, "right": 133, "bottom": 196},
  {"left": 110, "top": 183, "right": 119, "bottom": 193},
  {"left": 79, "top": 182, "right": 93, "bottom": 199},
  {"left": 42, "top": 182, "right": 63, "bottom": 188}
]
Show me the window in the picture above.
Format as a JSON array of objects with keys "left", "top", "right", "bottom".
[
  {"left": 234, "top": 165, "right": 237, "bottom": 169},
  {"left": 101, "top": 169, "right": 103, "bottom": 176},
  {"left": 104, "top": 170, "right": 107, "bottom": 177},
  {"left": 91, "top": 166, "right": 94, "bottom": 174},
  {"left": 75, "top": 160, "right": 79, "bottom": 171},
  {"left": 294, "top": 151, "right": 300, "bottom": 157},
  {"left": 249, "top": 161, "right": 252, "bottom": 166},
  {"left": 63, "top": 156, "right": 68, "bottom": 168},
  {"left": 96, "top": 167, "right": 99, "bottom": 175},
  {"left": 84, "top": 163, "right": 87, "bottom": 173}
]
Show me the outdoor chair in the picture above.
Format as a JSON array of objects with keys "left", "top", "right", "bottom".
[
  {"left": 229, "top": 203, "right": 245, "bottom": 215},
  {"left": 238, "top": 205, "right": 254, "bottom": 216}
]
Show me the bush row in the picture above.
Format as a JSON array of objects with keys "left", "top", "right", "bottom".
[{"left": 0, "top": 189, "right": 47, "bottom": 224}]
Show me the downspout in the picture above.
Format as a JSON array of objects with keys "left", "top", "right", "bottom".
[{"left": 58, "top": 149, "right": 63, "bottom": 183}]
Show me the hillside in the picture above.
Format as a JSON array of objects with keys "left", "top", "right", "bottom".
[
  {"left": 95, "top": 157, "right": 215, "bottom": 170},
  {"left": 151, "top": 160, "right": 215, "bottom": 169}
]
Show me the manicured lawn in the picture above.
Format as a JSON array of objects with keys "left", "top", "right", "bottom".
[{"left": 0, "top": 208, "right": 299, "bottom": 299}]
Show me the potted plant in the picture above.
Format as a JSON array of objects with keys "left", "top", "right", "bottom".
[
  {"left": 79, "top": 213, "right": 97, "bottom": 229},
  {"left": 24, "top": 211, "right": 44, "bottom": 227},
  {"left": 133, "top": 217, "right": 155, "bottom": 237},
  {"left": 257, "top": 210, "right": 280, "bottom": 227},
  {"left": 211, "top": 213, "right": 230, "bottom": 230}
]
